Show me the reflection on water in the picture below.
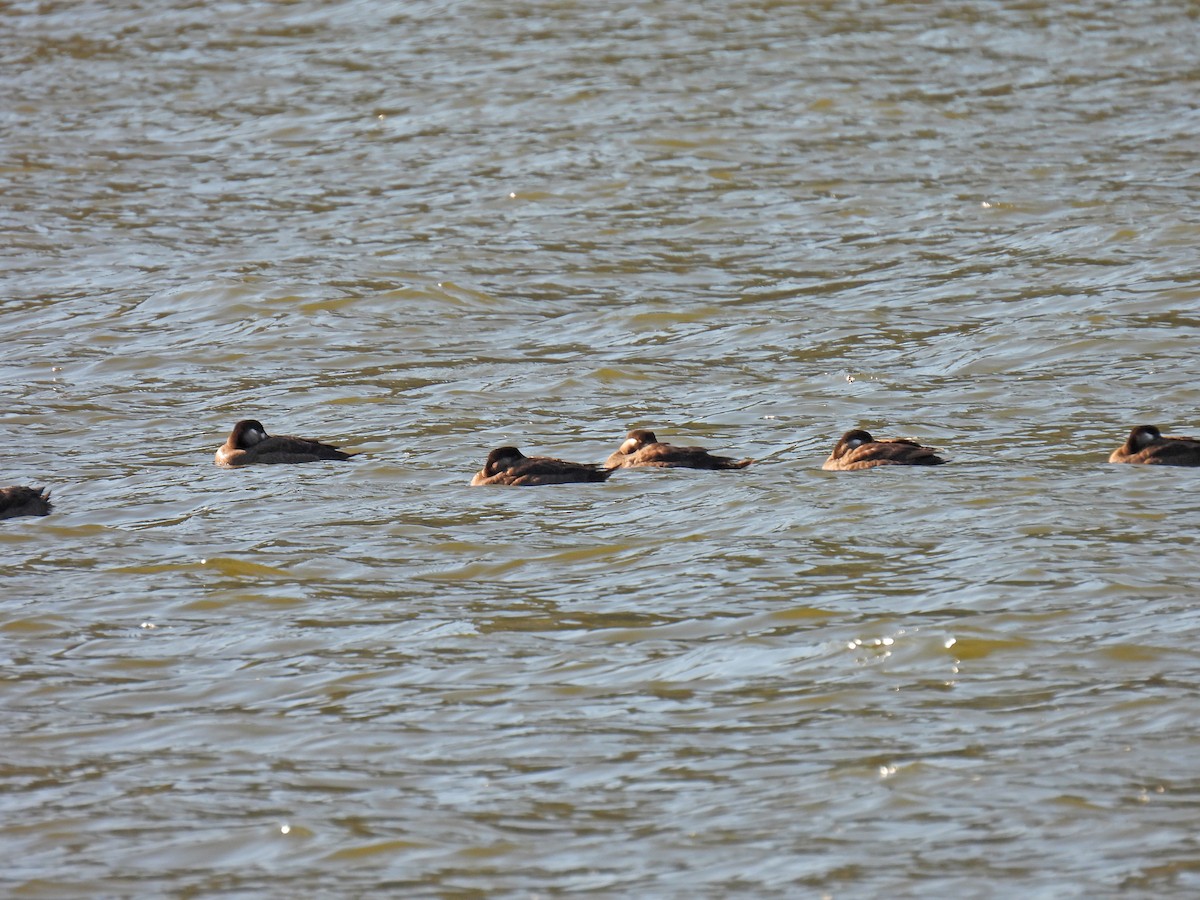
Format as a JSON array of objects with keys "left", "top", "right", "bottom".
[{"left": 3, "top": 0, "right": 1200, "bottom": 894}]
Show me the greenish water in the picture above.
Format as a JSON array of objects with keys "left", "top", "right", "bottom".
[{"left": 3, "top": 0, "right": 1200, "bottom": 895}]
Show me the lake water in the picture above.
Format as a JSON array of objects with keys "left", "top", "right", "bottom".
[{"left": 3, "top": 0, "right": 1200, "bottom": 895}]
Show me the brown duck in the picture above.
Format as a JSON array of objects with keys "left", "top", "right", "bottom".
[
  {"left": 215, "top": 419, "right": 357, "bottom": 467},
  {"left": 604, "top": 429, "right": 752, "bottom": 470},
  {"left": 822, "top": 429, "right": 946, "bottom": 471},
  {"left": 0, "top": 486, "right": 52, "bottom": 519},
  {"left": 470, "top": 446, "right": 613, "bottom": 486},
  {"left": 1109, "top": 425, "right": 1200, "bottom": 466}
]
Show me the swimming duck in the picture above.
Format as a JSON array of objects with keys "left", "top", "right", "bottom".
[
  {"left": 0, "top": 485, "right": 52, "bottom": 519},
  {"left": 1109, "top": 425, "right": 1200, "bottom": 466},
  {"left": 215, "top": 419, "right": 357, "bottom": 467},
  {"left": 604, "top": 429, "right": 752, "bottom": 470},
  {"left": 822, "top": 429, "right": 946, "bottom": 470},
  {"left": 470, "top": 446, "right": 613, "bottom": 486}
]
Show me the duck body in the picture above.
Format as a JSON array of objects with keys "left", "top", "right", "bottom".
[
  {"left": 1109, "top": 425, "right": 1200, "bottom": 466},
  {"left": 215, "top": 419, "right": 356, "bottom": 467},
  {"left": 0, "top": 486, "right": 52, "bottom": 519},
  {"left": 604, "top": 430, "right": 752, "bottom": 470},
  {"left": 822, "top": 429, "right": 946, "bottom": 471},
  {"left": 471, "top": 446, "right": 613, "bottom": 486}
]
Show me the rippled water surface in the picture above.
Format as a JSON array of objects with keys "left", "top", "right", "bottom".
[{"left": 4, "top": 0, "right": 1200, "bottom": 895}]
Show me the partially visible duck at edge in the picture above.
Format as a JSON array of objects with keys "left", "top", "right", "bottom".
[
  {"left": 604, "top": 429, "right": 752, "bottom": 470},
  {"left": 215, "top": 419, "right": 358, "bottom": 467},
  {"left": 471, "top": 446, "right": 613, "bottom": 486},
  {"left": 0, "top": 485, "right": 52, "bottom": 519},
  {"left": 822, "top": 429, "right": 947, "bottom": 471},
  {"left": 1109, "top": 425, "right": 1200, "bottom": 466}
]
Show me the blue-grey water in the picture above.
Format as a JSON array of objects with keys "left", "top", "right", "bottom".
[{"left": 3, "top": 0, "right": 1200, "bottom": 896}]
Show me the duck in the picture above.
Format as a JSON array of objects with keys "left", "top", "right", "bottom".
[
  {"left": 604, "top": 429, "right": 752, "bottom": 470},
  {"left": 470, "top": 446, "right": 613, "bottom": 486},
  {"left": 1109, "top": 425, "right": 1200, "bottom": 466},
  {"left": 0, "top": 486, "right": 52, "bottom": 519},
  {"left": 215, "top": 419, "right": 357, "bottom": 467},
  {"left": 822, "top": 429, "right": 946, "bottom": 471}
]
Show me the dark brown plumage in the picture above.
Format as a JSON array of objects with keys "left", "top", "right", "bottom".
[
  {"left": 0, "top": 485, "right": 52, "bottom": 519},
  {"left": 604, "top": 429, "right": 752, "bottom": 470},
  {"left": 1109, "top": 425, "right": 1200, "bottom": 466},
  {"left": 470, "top": 446, "right": 613, "bottom": 486},
  {"left": 822, "top": 429, "right": 946, "bottom": 471},
  {"left": 215, "top": 419, "right": 357, "bottom": 467}
]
